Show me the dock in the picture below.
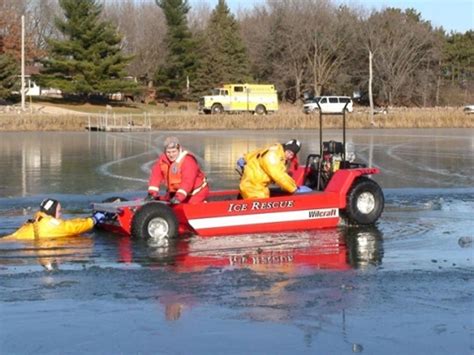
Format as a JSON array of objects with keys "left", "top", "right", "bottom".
[{"left": 86, "top": 112, "right": 152, "bottom": 132}]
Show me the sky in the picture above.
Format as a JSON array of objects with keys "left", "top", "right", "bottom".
[{"left": 190, "top": 0, "right": 473, "bottom": 33}]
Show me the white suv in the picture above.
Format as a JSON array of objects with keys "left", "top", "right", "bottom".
[{"left": 303, "top": 96, "right": 353, "bottom": 114}]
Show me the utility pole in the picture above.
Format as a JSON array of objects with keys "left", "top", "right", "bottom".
[
  {"left": 368, "top": 49, "right": 374, "bottom": 126},
  {"left": 21, "top": 15, "right": 26, "bottom": 111}
]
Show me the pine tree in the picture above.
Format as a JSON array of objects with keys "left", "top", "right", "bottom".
[
  {"left": 38, "top": 0, "right": 135, "bottom": 99},
  {"left": 0, "top": 51, "right": 19, "bottom": 99},
  {"left": 444, "top": 31, "right": 474, "bottom": 85},
  {"left": 193, "top": 0, "right": 251, "bottom": 96},
  {"left": 155, "top": 0, "right": 197, "bottom": 99}
]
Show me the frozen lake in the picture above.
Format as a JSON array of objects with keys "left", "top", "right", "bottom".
[{"left": 0, "top": 129, "right": 473, "bottom": 354}]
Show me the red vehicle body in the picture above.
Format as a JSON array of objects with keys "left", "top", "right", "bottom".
[
  {"left": 93, "top": 104, "right": 384, "bottom": 240},
  {"left": 93, "top": 165, "right": 383, "bottom": 239}
]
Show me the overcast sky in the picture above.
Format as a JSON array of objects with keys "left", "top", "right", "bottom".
[{"left": 190, "top": 0, "right": 473, "bottom": 33}]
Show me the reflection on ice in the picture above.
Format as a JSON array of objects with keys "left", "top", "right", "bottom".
[
  {"left": 0, "top": 235, "right": 94, "bottom": 272},
  {"left": 144, "top": 226, "right": 384, "bottom": 273}
]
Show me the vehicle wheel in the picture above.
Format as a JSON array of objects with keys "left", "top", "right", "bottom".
[
  {"left": 131, "top": 203, "right": 178, "bottom": 240},
  {"left": 255, "top": 104, "right": 266, "bottom": 115},
  {"left": 345, "top": 177, "right": 384, "bottom": 225},
  {"left": 211, "top": 104, "right": 224, "bottom": 114}
]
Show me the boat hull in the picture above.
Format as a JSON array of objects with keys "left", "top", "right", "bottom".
[{"left": 178, "top": 191, "right": 341, "bottom": 236}]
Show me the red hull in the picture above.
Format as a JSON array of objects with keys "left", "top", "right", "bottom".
[
  {"left": 96, "top": 167, "right": 380, "bottom": 237},
  {"left": 176, "top": 168, "right": 379, "bottom": 236}
]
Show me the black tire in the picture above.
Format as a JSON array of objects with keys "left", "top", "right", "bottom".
[
  {"left": 345, "top": 177, "right": 384, "bottom": 225},
  {"left": 255, "top": 104, "right": 266, "bottom": 115},
  {"left": 131, "top": 203, "right": 178, "bottom": 240},
  {"left": 211, "top": 104, "right": 224, "bottom": 114},
  {"left": 101, "top": 196, "right": 128, "bottom": 203}
]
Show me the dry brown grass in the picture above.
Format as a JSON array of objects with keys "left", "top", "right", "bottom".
[{"left": 0, "top": 103, "right": 472, "bottom": 131}]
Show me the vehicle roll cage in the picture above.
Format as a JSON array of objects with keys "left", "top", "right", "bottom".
[{"left": 304, "top": 101, "right": 351, "bottom": 190}]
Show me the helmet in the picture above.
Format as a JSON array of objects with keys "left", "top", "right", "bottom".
[
  {"left": 283, "top": 139, "right": 301, "bottom": 154},
  {"left": 40, "top": 198, "right": 59, "bottom": 217}
]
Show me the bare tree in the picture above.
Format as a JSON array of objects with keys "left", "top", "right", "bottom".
[
  {"left": 188, "top": 0, "right": 212, "bottom": 33},
  {"left": 240, "top": 0, "right": 358, "bottom": 101},
  {"left": 27, "top": 0, "right": 61, "bottom": 53},
  {"left": 239, "top": 4, "right": 272, "bottom": 82},
  {"left": 103, "top": 0, "right": 167, "bottom": 81},
  {"left": 300, "top": 0, "right": 354, "bottom": 96},
  {"left": 262, "top": 0, "right": 310, "bottom": 102},
  {"left": 367, "top": 8, "right": 437, "bottom": 106},
  {"left": 0, "top": 0, "right": 46, "bottom": 59}
]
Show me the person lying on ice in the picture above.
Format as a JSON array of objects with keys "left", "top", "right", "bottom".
[
  {"left": 239, "top": 139, "right": 311, "bottom": 199},
  {"left": 146, "top": 136, "right": 209, "bottom": 204},
  {"left": 4, "top": 198, "right": 105, "bottom": 240}
]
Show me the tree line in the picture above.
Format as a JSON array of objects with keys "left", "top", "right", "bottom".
[{"left": 0, "top": 0, "right": 472, "bottom": 106}]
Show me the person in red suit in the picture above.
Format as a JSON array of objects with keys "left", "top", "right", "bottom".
[{"left": 146, "top": 136, "right": 209, "bottom": 204}]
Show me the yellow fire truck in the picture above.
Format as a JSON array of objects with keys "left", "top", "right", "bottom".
[{"left": 198, "top": 83, "right": 278, "bottom": 115}]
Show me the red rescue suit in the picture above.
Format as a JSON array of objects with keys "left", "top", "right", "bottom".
[{"left": 148, "top": 150, "right": 209, "bottom": 203}]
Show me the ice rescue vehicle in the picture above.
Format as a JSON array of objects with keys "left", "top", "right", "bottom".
[
  {"left": 198, "top": 83, "right": 278, "bottom": 115},
  {"left": 93, "top": 101, "right": 384, "bottom": 240}
]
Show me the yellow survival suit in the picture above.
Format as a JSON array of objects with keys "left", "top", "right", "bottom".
[
  {"left": 239, "top": 143, "right": 297, "bottom": 199},
  {"left": 4, "top": 211, "right": 94, "bottom": 240}
]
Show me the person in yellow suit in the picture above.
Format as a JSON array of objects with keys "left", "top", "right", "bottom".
[
  {"left": 4, "top": 198, "right": 105, "bottom": 240},
  {"left": 239, "top": 139, "right": 309, "bottom": 199}
]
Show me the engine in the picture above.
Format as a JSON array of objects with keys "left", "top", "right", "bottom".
[{"left": 305, "top": 140, "right": 357, "bottom": 190}]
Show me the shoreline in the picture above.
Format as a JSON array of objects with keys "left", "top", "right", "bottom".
[{"left": 0, "top": 107, "right": 472, "bottom": 131}]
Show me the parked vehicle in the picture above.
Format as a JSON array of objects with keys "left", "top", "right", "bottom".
[
  {"left": 198, "top": 83, "right": 278, "bottom": 115},
  {"left": 463, "top": 104, "right": 474, "bottom": 114},
  {"left": 303, "top": 96, "right": 353, "bottom": 114}
]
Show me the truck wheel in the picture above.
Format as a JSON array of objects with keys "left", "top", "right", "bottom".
[
  {"left": 345, "top": 177, "right": 384, "bottom": 225},
  {"left": 211, "top": 104, "right": 224, "bottom": 114},
  {"left": 255, "top": 104, "right": 266, "bottom": 115},
  {"left": 131, "top": 203, "right": 178, "bottom": 240}
]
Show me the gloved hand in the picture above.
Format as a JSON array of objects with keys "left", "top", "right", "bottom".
[
  {"left": 295, "top": 185, "right": 312, "bottom": 194},
  {"left": 169, "top": 197, "right": 181, "bottom": 205},
  {"left": 144, "top": 193, "right": 156, "bottom": 201},
  {"left": 236, "top": 157, "right": 246, "bottom": 169},
  {"left": 92, "top": 211, "right": 106, "bottom": 225}
]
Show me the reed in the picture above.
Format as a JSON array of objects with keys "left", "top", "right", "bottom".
[{"left": 0, "top": 105, "right": 472, "bottom": 131}]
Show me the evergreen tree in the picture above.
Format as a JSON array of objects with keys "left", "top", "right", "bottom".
[
  {"left": 155, "top": 0, "right": 196, "bottom": 99},
  {"left": 444, "top": 31, "right": 474, "bottom": 86},
  {"left": 193, "top": 0, "right": 251, "bottom": 97},
  {"left": 0, "top": 37, "right": 19, "bottom": 99},
  {"left": 38, "top": 0, "right": 135, "bottom": 99}
]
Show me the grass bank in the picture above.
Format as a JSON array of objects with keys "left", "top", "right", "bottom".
[{"left": 0, "top": 102, "right": 472, "bottom": 131}]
